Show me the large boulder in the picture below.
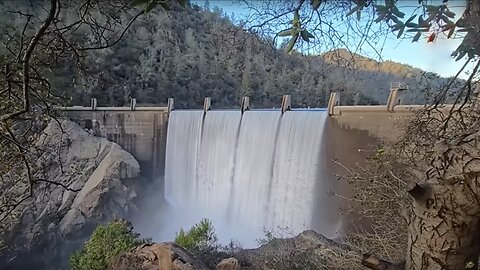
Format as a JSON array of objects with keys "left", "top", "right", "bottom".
[
  {"left": 0, "top": 119, "right": 146, "bottom": 269},
  {"left": 216, "top": 258, "right": 240, "bottom": 270},
  {"left": 108, "top": 243, "right": 208, "bottom": 270}
]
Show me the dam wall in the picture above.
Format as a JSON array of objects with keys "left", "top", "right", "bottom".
[
  {"left": 330, "top": 105, "right": 419, "bottom": 141},
  {"left": 61, "top": 92, "right": 451, "bottom": 181}
]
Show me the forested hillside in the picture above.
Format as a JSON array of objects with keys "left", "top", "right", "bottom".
[{"left": 1, "top": 2, "right": 457, "bottom": 109}]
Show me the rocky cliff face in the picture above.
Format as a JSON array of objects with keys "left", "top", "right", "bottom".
[{"left": 0, "top": 119, "right": 147, "bottom": 269}]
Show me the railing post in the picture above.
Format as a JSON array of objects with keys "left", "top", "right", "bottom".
[
  {"left": 203, "top": 97, "right": 211, "bottom": 113},
  {"left": 130, "top": 98, "right": 136, "bottom": 111},
  {"left": 90, "top": 98, "right": 97, "bottom": 111},
  {"left": 281, "top": 95, "right": 291, "bottom": 114},
  {"left": 241, "top": 96, "right": 250, "bottom": 114},
  {"left": 327, "top": 92, "right": 340, "bottom": 116},
  {"left": 387, "top": 82, "right": 407, "bottom": 112},
  {"left": 167, "top": 98, "right": 174, "bottom": 113}
]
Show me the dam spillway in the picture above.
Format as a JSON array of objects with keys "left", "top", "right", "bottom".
[{"left": 163, "top": 109, "right": 332, "bottom": 246}]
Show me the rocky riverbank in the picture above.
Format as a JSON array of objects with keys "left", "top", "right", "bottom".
[
  {"left": 108, "top": 230, "right": 359, "bottom": 270},
  {"left": 0, "top": 120, "right": 149, "bottom": 269}
]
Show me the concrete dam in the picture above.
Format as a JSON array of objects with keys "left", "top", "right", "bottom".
[{"left": 62, "top": 88, "right": 444, "bottom": 246}]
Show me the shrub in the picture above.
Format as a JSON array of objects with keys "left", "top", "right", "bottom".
[
  {"left": 69, "top": 220, "right": 143, "bottom": 270},
  {"left": 174, "top": 218, "right": 217, "bottom": 251}
]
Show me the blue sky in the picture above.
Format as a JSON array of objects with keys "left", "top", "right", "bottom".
[{"left": 192, "top": 0, "right": 472, "bottom": 79}]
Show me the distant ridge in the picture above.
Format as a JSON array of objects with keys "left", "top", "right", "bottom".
[
  {"left": 1, "top": 2, "right": 456, "bottom": 108},
  {"left": 321, "top": 48, "right": 426, "bottom": 79}
]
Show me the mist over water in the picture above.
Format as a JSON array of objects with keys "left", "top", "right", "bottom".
[{"left": 137, "top": 109, "right": 337, "bottom": 247}]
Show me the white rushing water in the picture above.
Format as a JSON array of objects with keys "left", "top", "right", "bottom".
[{"left": 161, "top": 109, "right": 331, "bottom": 247}]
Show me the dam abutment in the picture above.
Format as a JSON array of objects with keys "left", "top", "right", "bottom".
[{"left": 63, "top": 107, "right": 169, "bottom": 181}]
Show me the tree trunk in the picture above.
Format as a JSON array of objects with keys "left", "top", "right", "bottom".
[
  {"left": 400, "top": 1, "right": 480, "bottom": 269},
  {"left": 406, "top": 182, "right": 480, "bottom": 270},
  {"left": 464, "top": 0, "right": 480, "bottom": 56}
]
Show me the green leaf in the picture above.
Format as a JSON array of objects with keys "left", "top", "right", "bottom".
[
  {"left": 385, "top": 0, "right": 395, "bottom": 8},
  {"left": 392, "top": 7, "right": 405, "bottom": 18},
  {"left": 374, "top": 4, "right": 388, "bottom": 12},
  {"left": 129, "top": 0, "right": 148, "bottom": 7},
  {"left": 439, "top": 15, "right": 451, "bottom": 24},
  {"left": 177, "top": 0, "right": 187, "bottom": 7},
  {"left": 294, "top": 10, "right": 300, "bottom": 21},
  {"left": 391, "top": 24, "right": 403, "bottom": 31},
  {"left": 447, "top": 26, "right": 455, "bottom": 38},
  {"left": 444, "top": 9, "right": 456, "bottom": 18},
  {"left": 418, "top": 27, "right": 431, "bottom": 32},
  {"left": 391, "top": 16, "right": 401, "bottom": 24},
  {"left": 300, "top": 30, "right": 309, "bottom": 42},
  {"left": 374, "top": 12, "right": 387, "bottom": 23},
  {"left": 442, "top": 24, "right": 454, "bottom": 31},
  {"left": 418, "top": 15, "right": 430, "bottom": 27},
  {"left": 412, "top": 32, "right": 421, "bottom": 42},
  {"left": 425, "top": 5, "right": 438, "bottom": 13},
  {"left": 311, "top": 0, "right": 321, "bottom": 10},
  {"left": 418, "top": 15, "right": 424, "bottom": 25},
  {"left": 300, "top": 30, "right": 314, "bottom": 42},
  {"left": 291, "top": 28, "right": 301, "bottom": 36},
  {"left": 285, "top": 34, "right": 299, "bottom": 53},
  {"left": 397, "top": 26, "right": 405, "bottom": 38},
  {"left": 278, "top": 28, "right": 293, "bottom": 37},
  {"left": 455, "top": 50, "right": 467, "bottom": 61},
  {"left": 455, "top": 18, "right": 467, "bottom": 27},
  {"left": 145, "top": 0, "right": 158, "bottom": 13},
  {"left": 346, "top": 6, "right": 358, "bottom": 17},
  {"left": 405, "top": 22, "right": 418, "bottom": 28},
  {"left": 425, "top": 12, "right": 436, "bottom": 23},
  {"left": 406, "top": 14, "right": 417, "bottom": 24}
]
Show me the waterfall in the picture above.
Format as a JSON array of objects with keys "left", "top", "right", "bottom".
[
  {"left": 268, "top": 111, "right": 327, "bottom": 231},
  {"left": 162, "top": 109, "right": 332, "bottom": 247},
  {"left": 196, "top": 111, "right": 242, "bottom": 215},
  {"left": 164, "top": 110, "right": 203, "bottom": 201}
]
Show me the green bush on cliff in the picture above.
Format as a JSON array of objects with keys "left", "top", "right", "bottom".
[
  {"left": 69, "top": 220, "right": 143, "bottom": 270},
  {"left": 175, "top": 218, "right": 218, "bottom": 251}
]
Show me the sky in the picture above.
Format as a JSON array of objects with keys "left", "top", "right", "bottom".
[{"left": 192, "top": 0, "right": 473, "bottom": 79}]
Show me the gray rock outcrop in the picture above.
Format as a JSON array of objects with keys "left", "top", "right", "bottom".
[
  {"left": 0, "top": 119, "right": 146, "bottom": 269},
  {"left": 216, "top": 258, "right": 240, "bottom": 270}
]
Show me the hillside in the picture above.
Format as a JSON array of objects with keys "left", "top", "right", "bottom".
[
  {"left": 319, "top": 48, "right": 457, "bottom": 103},
  {"left": 44, "top": 4, "right": 455, "bottom": 108},
  {"left": 322, "top": 48, "right": 425, "bottom": 77}
]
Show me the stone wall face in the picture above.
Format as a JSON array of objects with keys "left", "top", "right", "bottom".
[
  {"left": 64, "top": 109, "right": 169, "bottom": 178},
  {"left": 330, "top": 111, "right": 413, "bottom": 142}
]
